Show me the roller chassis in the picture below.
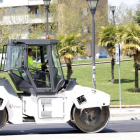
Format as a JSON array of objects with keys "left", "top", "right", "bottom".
[
  {"left": 0, "top": 39, "right": 110, "bottom": 133},
  {"left": 0, "top": 78, "right": 110, "bottom": 132}
]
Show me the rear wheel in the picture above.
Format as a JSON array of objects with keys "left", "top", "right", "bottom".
[
  {"left": 73, "top": 106, "right": 110, "bottom": 133},
  {"left": 0, "top": 109, "right": 7, "bottom": 131}
]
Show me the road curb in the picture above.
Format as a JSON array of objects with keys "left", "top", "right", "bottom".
[
  {"left": 110, "top": 106, "right": 140, "bottom": 118},
  {"left": 110, "top": 105, "right": 140, "bottom": 108},
  {"left": 110, "top": 113, "right": 140, "bottom": 117},
  {"left": 62, "top": 59, "right": 133, "bottom": 67}
]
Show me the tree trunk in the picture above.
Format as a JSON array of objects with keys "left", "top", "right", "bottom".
[
  {"left": 66, "top": 59, "right": 73, "bottom": 80},
  {"left": 134, "top": 60, "right": 139, "bottom": 92},
  {"left": 111, "top": 58, "right": 115, "bottom": 83}
]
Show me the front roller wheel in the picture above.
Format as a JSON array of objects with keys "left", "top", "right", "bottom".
[
  {"left": 0, "top": 109, "right": 7, "bottom": 131},
  {"left": 73, "top": 106, "right": 110, "bottom": 133}
]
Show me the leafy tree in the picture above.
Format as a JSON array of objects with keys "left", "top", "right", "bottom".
[
  {"left": 56, "top": 0, "right": 88, "bottom": 35},
  {"left": 56, "top": 33, "right": 88, "bottom": 79},
  {"left": 133, "top": 0, "right": 140, "bottom": 24},
  {"left": 133, "top": 11, "right": 140, "bottom": 24},
  {"left": 0, "top": 6, "right": 32, "bottom": 48},
  {"left": 0, "top": 25, "right": 10, "bottom": 48},
  {"left": 98, "top": 25, "right": 118, "bottom": 83},
  {"left": 28, "top": 4, "right": 58, "bottom": 39},
  {"left": 57, "top": 2, "right": 108, "bottom": 43},
  {"left": 119, "top": 24, "right": 140, "bottom": 92},
  {"left": 108, "top": 3, "right": 136, "bottom": 26},
  {"left": 0, "top": 8, "right": 9, "bottom": 48},
  {"left": 27, "top": 0, "right": 108, "bottom": 59}
]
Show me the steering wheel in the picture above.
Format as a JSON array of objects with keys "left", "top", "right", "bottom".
[{"left": 42, "top": 60, "right": 49, "bottom": 72}]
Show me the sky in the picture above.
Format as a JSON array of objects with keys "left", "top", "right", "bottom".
[{"left": 109, "top": 0, "right": 139, "bottom": 7}]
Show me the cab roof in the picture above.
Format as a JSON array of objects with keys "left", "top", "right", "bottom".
[{"left": 8, "top": 39, "right": 59, "bottom": 46}]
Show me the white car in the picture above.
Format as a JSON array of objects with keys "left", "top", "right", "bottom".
[
  {"left": 32, "top": 56, "right": 38, "bottom": 63},
  {"left": 38, "top": 54, "right": 47, "bottom": 62}
]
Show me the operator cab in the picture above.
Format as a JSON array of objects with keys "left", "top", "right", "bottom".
[{"left": 0, "top": 39, "right": 65, "bottom": 96}]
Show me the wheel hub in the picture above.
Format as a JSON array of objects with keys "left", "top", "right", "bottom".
[
  {"left": 85, "top": 109, "right": 95, "bottom": 122},
  {"left": 80, "top": 108, "right": 101, "bottom": 125}
]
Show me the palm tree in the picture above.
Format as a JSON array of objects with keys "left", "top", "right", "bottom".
[
  {"left": 98, "top": 25, "right": 118, "bottom": 83},
  {"left": 57, "top": 33, "right": 88, "bottom": 80},
  {"left": 119, "top": 24, "right": 140, "bottom": 92}
]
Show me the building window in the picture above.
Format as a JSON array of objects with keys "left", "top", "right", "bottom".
[
  {"left": 35, "top": 7, "right": 39, "bottom": 18},
  {"left": 0, "top": 0, "right": 3, "bottom": 3},
  {"left": 35, "top": 8, "right": 39, "bottom": 14},
  {"left": 0, "top": 30, "right": 2, "bottom": 43},
  {"left": 28, "top": 25, "right": 35, "bottom": 34},
  {"left": 0, "top": 8, "right": 4, "bottom": 19},
  {"left": 83, "top": 8, "right": 88, "bottom": 16},
  {"left": 52, "top": 0, "right": 58, "bottom": 4},
  {"left": 83, "top": 26, "right": 88, "bottom": 33},
  {"left": 82, "top": 26, "right": 90, "bottom": 34},
  {"left": 4, "top": 7, "right": 28, "bottom": 16}
]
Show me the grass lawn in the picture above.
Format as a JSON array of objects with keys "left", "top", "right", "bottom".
[
  {"left": 0, "top": 59, "right": 139, "bottom": 105},
  {"left": 63, "top": 60, "right": 140, "bottom": 105}
]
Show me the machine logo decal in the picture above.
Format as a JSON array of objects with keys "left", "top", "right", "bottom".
[
  {"left": 9, "top": 104, "right": 13, "bottom": 108},
  {"left": 9, "top": 104, "right": 21, "bottom": 109}
]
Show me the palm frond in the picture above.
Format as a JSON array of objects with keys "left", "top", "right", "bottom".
[{"left": 55, "top": 33, "right": 88, "bottom": 61}]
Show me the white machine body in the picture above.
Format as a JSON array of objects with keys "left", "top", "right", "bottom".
[
  {"left": 0, "top": 81, "right": 110, "bottom": 124},
  {"left": 0, "top": 39, "right": 110, "bottom": 133}
]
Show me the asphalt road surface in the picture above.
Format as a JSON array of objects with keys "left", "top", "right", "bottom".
[{"left": 0, "top": 120, "right": 140, "bottom": 140}]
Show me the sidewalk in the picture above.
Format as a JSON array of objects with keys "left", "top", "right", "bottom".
[{"left": 110, "top": 106, "right": 140, "bottom": 121}]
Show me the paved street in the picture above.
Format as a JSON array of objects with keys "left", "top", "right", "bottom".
[
  {"left": 0, "top": 120, "right": 140, "bottom": 140},
  {"left": 1, "top": 132, "right": 140, "bottom": 140}
]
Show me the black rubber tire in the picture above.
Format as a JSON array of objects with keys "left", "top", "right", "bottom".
[
  {"left": 0, "top": 108, "right": 7, "bottom": 131},
  {"left": 73, "top": 106, "right": 110, "bottom": 133}
]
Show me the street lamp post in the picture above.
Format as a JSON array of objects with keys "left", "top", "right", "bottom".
[
  {"left": 86, "top": 0, "right": 99, "bottom": 90},
  {"left": 110, "top": 6, "right": 121, "bottom": 111},
  {"left": 110, "top": 6, "right": 122, "bottom": 111},
  {"left": 43, "top": 0, "right": 51, "bottom": 36},
  {"left": 110, "top": 6, "right": 116, "bottom": 25}
]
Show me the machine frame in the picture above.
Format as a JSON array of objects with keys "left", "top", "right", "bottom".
[{"left": 0, "top": 39, "right": 110, "bottom": 133}]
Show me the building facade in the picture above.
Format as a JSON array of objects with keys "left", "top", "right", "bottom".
[{"left": 0, "top": 0, "right": 108, "bottom": 55}]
